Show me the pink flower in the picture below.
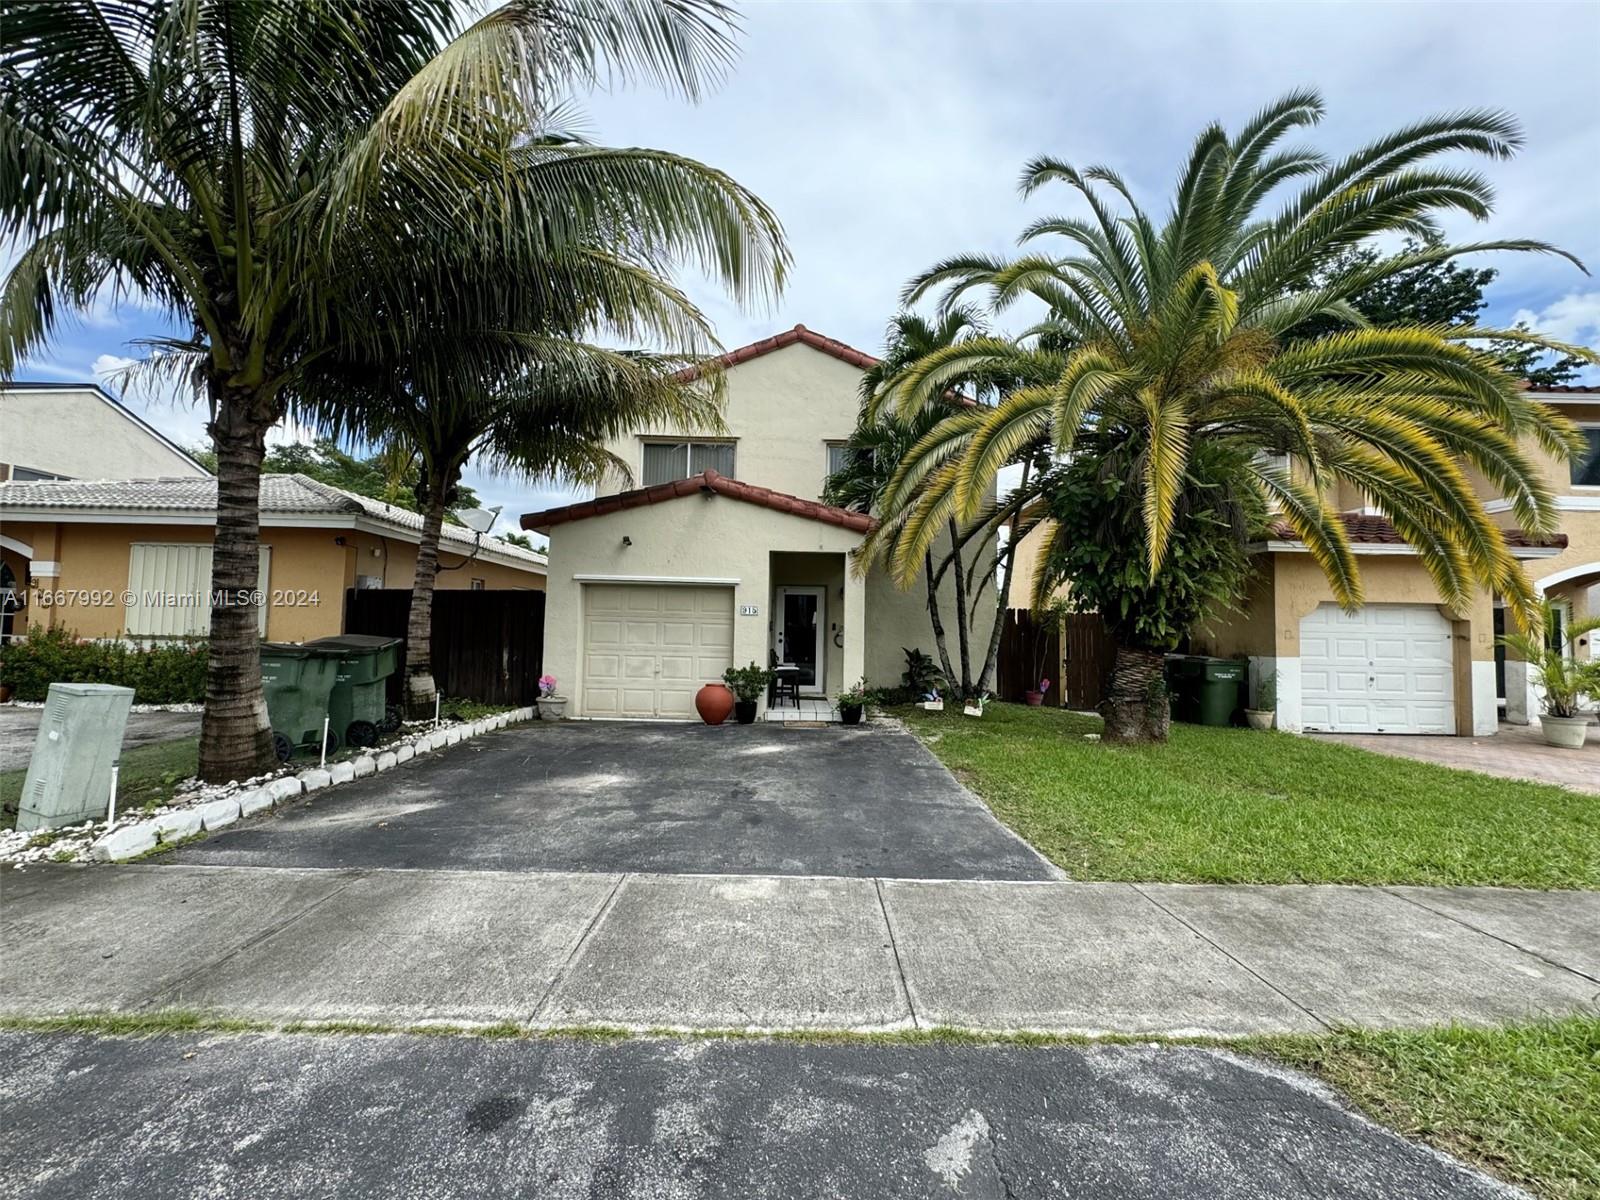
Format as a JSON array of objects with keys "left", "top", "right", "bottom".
[{"left": 538, "top": 674, "right": 558, "bottom": 698}]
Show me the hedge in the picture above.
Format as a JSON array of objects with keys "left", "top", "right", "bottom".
[{"left": 0, "top": 626, "right": 207, "bottom": 704}]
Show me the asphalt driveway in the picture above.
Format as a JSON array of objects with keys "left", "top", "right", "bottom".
[{"left": 169, "top": 721, "right": 1059, "bottom": 880}]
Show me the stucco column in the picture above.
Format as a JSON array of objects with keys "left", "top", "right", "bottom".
[{"left": 842, "top": 558, "right": 866, "bottom": 690}]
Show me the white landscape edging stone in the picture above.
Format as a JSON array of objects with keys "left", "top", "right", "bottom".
[
  {"left": 10, "top": 707, "right": 537, "bottom": 866},
  {"left": 153, "top": 809, "right": 203, "bottom": 843},
  {"left": 90, "top": 823, "right": 157, "bottom": 862},
  {"left": 197, "top": 797, "right": 241, "bottom": 831}
]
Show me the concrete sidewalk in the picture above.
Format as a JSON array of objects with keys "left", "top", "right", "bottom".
[{"left": 3, "top": 864, "right": 1596, "bottom": 1034}]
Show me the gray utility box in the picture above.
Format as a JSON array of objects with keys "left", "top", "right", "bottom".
[{"left": 16, "top": 683, "right": 135, "bottom": 832}]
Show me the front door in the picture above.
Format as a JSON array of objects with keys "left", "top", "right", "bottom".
[{"left": 775, "top": 586, "right": 825, "bottom": 693}]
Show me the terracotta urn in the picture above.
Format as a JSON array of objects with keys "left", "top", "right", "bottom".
[{"left": 695, "top": 682, "right": 735, "bottom": 726}]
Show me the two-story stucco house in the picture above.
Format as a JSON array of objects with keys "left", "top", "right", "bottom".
[
  {"left": 1190, "top": 384, "right": 1598, "bottom": 736},
  {"left": 522, "top": 325, "right": 992, "bottom": 721}
]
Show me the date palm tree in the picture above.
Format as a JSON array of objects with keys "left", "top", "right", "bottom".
[
  {"left": 0, "top": 0, "right": 786, "bottom": 779},
  {"left": 866, "top": 90, "right": 1593, "bottom": 742}
]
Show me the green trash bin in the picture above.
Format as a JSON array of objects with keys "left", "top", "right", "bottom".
[
  {"left": 1166, "top": 655, "right": 1245, "bottom": 726},
  {"left": 304, "top": 635, "right": 404, "bottom": 748},
  {"left": 260, "top": 643, "right": 342, "bottom": 761}
]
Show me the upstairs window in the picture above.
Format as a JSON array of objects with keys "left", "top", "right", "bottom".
[
  {"left": 825, "top": 442, "right": 850, "bottom": 481},
  {"left": 641, "top": 440, "right": 735, "bottom": 486},
  {"left": 1572, "top": 427, "right": 1600, "bottom": 487}
]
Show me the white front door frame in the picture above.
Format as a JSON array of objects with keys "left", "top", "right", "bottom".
[{"left": 773, "top": 585, "right": 827, "bottom": 695}]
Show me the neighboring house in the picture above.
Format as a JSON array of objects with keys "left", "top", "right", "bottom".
[
  {"left": 522, "top": 325, "right": 992, "bottom": 721},
  {"left": 0, "top": 383, "right": 211, "bottom": 482},
  {"left": 1190, "top": 384, "right": 1598, "bottom": 736},
  {"left": 0, "top": 474, "right": 545, "bottom": 644}
]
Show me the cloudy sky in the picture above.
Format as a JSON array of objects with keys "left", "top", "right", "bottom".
[{"left": 17, "top": 0, "right": 1600, "bottom": 536}]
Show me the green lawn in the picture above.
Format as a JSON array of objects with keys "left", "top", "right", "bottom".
[
  {"left": 1, "top": 736, "right": 199, "bottom": 829},
  {"left": 1267, "top": 1017, "right": 1600, "bottom": 1200},
  {"left": 901, "top": 703, "right": 1600, "bottom": 887}
]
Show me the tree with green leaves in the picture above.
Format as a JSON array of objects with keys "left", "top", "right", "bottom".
[
  {"left": 864, "top": 90, "right": 1593, "bottom": 742},
  {"left": 1, "top": 0, "right": 785, "bottom": 779}
]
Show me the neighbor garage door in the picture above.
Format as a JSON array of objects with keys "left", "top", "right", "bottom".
[
  {"left": 581, "top": 584, "right": 734, "bottom": 718},
  {"left": 1300, "top": 602, "right": 1455, "bottom": 734}
]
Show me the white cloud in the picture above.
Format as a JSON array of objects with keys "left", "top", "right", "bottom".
[
  {"left": 15, "top": 1, "right": 1600, "bottom": 503},
  {"left": 1511, "top": 291, "right": 1600, "bottom": 350}
]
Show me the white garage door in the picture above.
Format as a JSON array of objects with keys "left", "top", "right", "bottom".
[
  {"left": 581, "top": 584, "right": 734, "bottom": 719},
  {"left": 1300, "top": 603, "right": 1455, "bottom": 734}
]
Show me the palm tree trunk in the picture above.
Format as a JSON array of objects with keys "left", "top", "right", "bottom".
[
  {"left": 923, "top": 549, "right": 958, "bottom": 694},
  {"left": 948, "top": 520, "right": 972, "bottom": 698},
  {"left": 1101, "top": 643, "right": 1171, "bottom": 744},
  {"left": 975, "top": 461, "right": 1030, "bottom": 699},
  {"left": 404, "top": 465, "right": 456, "bottom": 718},
  {"left": 197, "top": 394, "right": 277, "bottom": 782},
  {"left": 974, "top": 525, "right": 1021, "bottom": 699}
]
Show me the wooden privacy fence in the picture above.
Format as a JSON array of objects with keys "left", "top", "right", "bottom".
[
  {"left": 997, "top": 609, "right": 1115, "bottom": 710},
  {"left": 343, "top": 588, "right": 546, "bottom": 707}
]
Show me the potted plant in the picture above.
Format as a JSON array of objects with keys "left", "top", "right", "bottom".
[
  {"left": 1244, "top": 671, "right": 1276, "bottom": 731},
  {"left": 1024, "top": 678, "right": 1051, "bottom": 707},
  {"left": 1501, "top": 603, "right": 1600, "bottom": 748},
  {"left": 963, "top": 692, "right": 989, "bottom": 718},
  {"left": 536, "top": 674, "right": 566, "bottom": 721},
  {"left": 722, "top": 662, "right": 773, "bottom": 725},
  {"left": 836, "top": 680, "right": 870, "bottom": 726}
]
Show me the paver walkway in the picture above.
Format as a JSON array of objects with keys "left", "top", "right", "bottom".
[
  {"left": 4, "top": 863, "right": 1594, "bottom": 1035},
  {"left": 1318, "top": 720, "right": 1600, "bottom": 793}
]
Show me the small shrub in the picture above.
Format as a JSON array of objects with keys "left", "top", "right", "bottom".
[
  {"left": 0, "top": 627, "right": 206, "bottom": 703},
  {"left": 901, "top": 647, "right": 946, "bottom": 696},
  {"left": 722, "top": 662, "right": 773, "bottom": 703}
]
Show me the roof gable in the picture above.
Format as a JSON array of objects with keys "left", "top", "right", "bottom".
[
  {"left": 673, "top": 324, "right": 879, "bottom": 382},
  {"left": 521, "top": 469, "right": 876, "bottom": 535}
]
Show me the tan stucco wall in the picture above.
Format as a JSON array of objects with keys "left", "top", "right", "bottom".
[
  {"left": 0, "top": 387, "right": 209, "bottom": 480},
  {"left": 15, "top": 520, "right": 542, "bottom": 643},
  {"left": 540, "top": 492, "right": 996, "bottom": 716},
  {"left": 599, "top": 343, "right": 863, "bottom": 501}
]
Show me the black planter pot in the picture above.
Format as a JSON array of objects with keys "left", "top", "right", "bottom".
[
  {"left": 734, "top": 700, "right": 758, "bottom": 725},
  {"left": 840, "top": 704, "right": 864, "bottom": 726}
]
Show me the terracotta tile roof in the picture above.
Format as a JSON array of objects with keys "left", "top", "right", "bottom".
[
  {"left": 0, "top": 474, "right": 548, "bottom": 568},
  {"left": 521, "top": 469, "right": 877, "bottom": 535},
  {"left": 1269, "top": 512, "right": 1566, "bottom": 550},
  {"left": 673, "top": 324, "right": 880, "bottom": 382},
  {"left": 1519, "top": 382, "right": 1600, "bottom": 395}
]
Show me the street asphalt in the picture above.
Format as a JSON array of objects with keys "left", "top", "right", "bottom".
[
  {"left": 165, "top": 720, "right": 1060, "bottom": 880},
  {"left": 0, "top": 1031, "right": 1526, "bottom": 1199},
  {"left": 0, "top": 706, "right": 199, "bottom": 772}
]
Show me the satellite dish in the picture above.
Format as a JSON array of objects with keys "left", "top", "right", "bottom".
[{"left": 455, "top": 505, "right": 501, "bottom": 535}]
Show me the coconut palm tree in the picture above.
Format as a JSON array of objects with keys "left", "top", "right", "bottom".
[
  {"left": 304, "top": 334, "right": 729, "bottom": 716},
  {"left": 866, "top": 90, "right": 1593, "bottom": 742},
  {"left": 0, "top": 0, "right": 786, "bottom": 779}
]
